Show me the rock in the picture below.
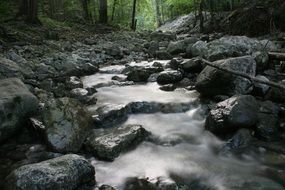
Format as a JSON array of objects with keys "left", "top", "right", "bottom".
[
  {"left": 179, "top": 58, "right": 203, "bottom": 73},
  {"left": 124, "top": 177, "right": 177, "bottom": 190},
  {"left": 85, "top": 125, "right": 148, "bottom": 161},
  {"left": 255, "top": 101, "right": 280, "bottom": 141},
  {"left": 157, "top": 70, "right": 183, "bottom": 85},
  {"left": 221, "top": 129, "right": 253, "bottom": 153},
  {"left": 42, "top": 98, "right": 92, "bottom": 153},
  {"left": 70, "top": 88, "right": 89, "bottom": 103},
  {"left": 0, "top": 58, "right": 23, "bottom": 79},
  {"left": 127, "top": 67, "right": 163, "bottom": 82},
  {"left": 67, "top": 76, "right": 83, "bottom": 89},
  {"left": 150, "top": 31, "right": 176, "bottom": 41},
  {"left": 252, "top": 75, "right": 270, "bottom": 97},
  {"left": 268, "top": 80, "right": 285, "bottom": 102},
  {"left": 155, "top": 50, "right": 172, "bottom": 60},
  {"left": 165, "top": 58, "right": 182, "bottom": 70},
  {"left": 206, "top": 95, "right": 259, "bottom": 136},
  {"left": 167, "top": 40, "right": 186, "bottom": 55},
  {"left": 0, "top": 78, "right": 38, "bottom": 143},
  {"left": 4, "top": 154, "right": 95, "bottom": 190},
  {"left": 252, "top": 51, "right": 269, "bottom": 71},
  {"left": 99, "top": 185, "right": 116, "bottom": 190},
  {"left": 159, "top": 84, "right": 176, "bottom": 91},
  {"left": 103, "top": 43, "right": 123, "bottom": 58},
  {"left": 196, "top": 56, "right": 256, "bottom": 96},
  {"left": 91, "top": 104, "right": 128, "bottom": 128},
  {"left": 188, "top": 41, "right": 208, "bottom": 57},
  {"left": 148, "top": 41, "right": 159, "bottom": 53},
  {"left": 205, "top": 36, "right": 276, "bottom": 61}
]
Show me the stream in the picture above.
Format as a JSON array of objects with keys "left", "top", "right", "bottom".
[{"left": 81, "top": 61, "right": 285, "bottom": 190}]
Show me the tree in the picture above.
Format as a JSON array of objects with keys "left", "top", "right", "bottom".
[
  {"left": 99, "top": 0, "right": 108, "bottom": 23},
  {"left": 17, "top": 0, "right": 41, "bottom": 24},
  {"left": 154, "top": 0, "right": 163, "bottom": 27},
  {"left": 131, "top": 0, "right": 137, "bottom": 30},
  {"left": 80, "top": 0, "right": 91, "bottom": 21}
]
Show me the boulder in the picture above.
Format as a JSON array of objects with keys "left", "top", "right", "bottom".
[
  {"left": 66, "top": 76, "right": 83, "bottom": 89},
  {"left": 0, "top": 58, "right": 23, "bottom": 79},
  {"left": 196, "top": 56, "right": 256, "bottom": 96},
  {"left": 4, "top": 154, "right": 95, "bottom": 190},
  {"left": 188, "top": 41, "right": 208, "bottom": 57},
  {"left": 91, "top": 104, "right": 128, "bottom": 128},
  {"left": 252, "top": 51, "right": 269, "bottom": 71},
  {"left": 0, "top": 78, "right": 38, "bottom": 143},
  {"left": 206, "top": 95, "right": 259, "bottom": 136},
  {"left": 155, "top": 51, "right": 172, "bottom": 60},
  {"left": 42, "top": 98, "right": 92, "bottom": 153},
  {"left": 268, "top": 80, "right": 285, "bottom": 102},
  {"left": 150, "top": 31, "right": 176, "bottom": 41},
  {"left": 127, "top": 67, "right": 163, "bottom": 82},
  {"left": 179, "top": 58, "right": 203, "bottom": 73},
  {"left": 255, "top": 101, "right": 280, "bottom": 141},
  {"left": 157, "top": 70, "right": 183, "bottom": 85},
  {"left": 252, "top": 75, "right": 270, "bottom": 97},
  {"left": 85, "top": 125, "right": 148, "bottom": 161}
]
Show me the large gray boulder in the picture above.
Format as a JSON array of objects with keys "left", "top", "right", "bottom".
[
  {"left": 42, "top": 98, "right": 92, "bottom": 153},
  {"left": 206, "top": 95, "right": 259, "bottom": 136},
  {"left": 189, "top": 36, "right": 277, "bottom": 61},
  {"left": 85, "top": 125, "right": 148, "bottom": 161},
  {"left": 0, "top": 78, "right": 38, "bottom": 143},
  {"left": 0, "top": 58, "right": 23, "bottom": 79},
  {"left": 127, "top": 67, "right": 163, "bottom": 82},
  {"left": 4, "top": 154, "right": 95, "bottom": 190},
  {"left": 196, "top": 56, "right": 256, "bottom": 96}
]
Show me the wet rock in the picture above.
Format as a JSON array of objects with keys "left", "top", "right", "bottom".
[
  {"left": 70, "top": 88, "right": 89, "bottom": 103},
  {"left": 252, "top": 75, "right": 270, "bottom": 97},
  {"left": 221, "top": 129, "right": 253, "bottom": 153},
  {"left": 67, "top": 76, "right": 83, "bottom": 89},
  {"left": 91, "top": 104, "right": 128, "bottom": 128},
  {"left": 196, "top": 56, "right": 256, "bottom": 96},
  {"left": 127, "top": 67, "right": 163, "bottom": 82},
  {"left": 99, "top": 185, "right": 116, "bottom": 190},
  {"left": 0, "top": 78, "right": 38, "bottom": 143},
  {"left": 42, "top": 98, "right": 92, "bottom": 152},
  {"left": 157, "top": 70, "right": 183, "bottom": 85},
  {"left": 148, "top": 41, "right": 159, "bottom": 53},
  {"left": 0, "top": 58, "right": 24, "bottom": 80},
  {"left": 255, "top": 101, "right": 280, "bottom": 141},
  {"left": 85, "top": 125, "right": 148, "bottom": 161},
  {"left": 124, "top": 177, "right": 177, "bottom": 190},
  {"left": 4, "top": 154, "right": 95, "bottom": 190},
  {"left": 206, "top": 95, "right": 259, "bottom": 136},
  {"left": 159, "top": 84, "right": 176, "bottom": 91},
  {"left": 179, "top": 57, "right": 203, "bottom": 73},
  {"left": 167, "top": 40, "right": 186, "bottom": 55}
]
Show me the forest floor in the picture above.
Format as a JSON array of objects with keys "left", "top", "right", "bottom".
[{"left": 0, "top": 20, "right": 285, "bottom": 190}]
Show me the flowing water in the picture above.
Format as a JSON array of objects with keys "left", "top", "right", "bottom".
[{"left": 81, "top": 63, "right": 285, "bottom": 190}]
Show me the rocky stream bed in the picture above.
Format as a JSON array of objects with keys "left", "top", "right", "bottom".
[{"left": 0, "top": 26, "right": 285, "bottom": 190}]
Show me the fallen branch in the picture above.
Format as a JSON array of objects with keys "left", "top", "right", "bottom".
[
  {"left": 268, "top": 52, "right": 285, "bottom": 61},
  {"left": 201, "top": 58, "right": 285, "bottom": 90}
]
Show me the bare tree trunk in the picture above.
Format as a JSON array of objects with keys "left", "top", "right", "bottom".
[
  {"left": 81, "top": 0, "right": 90, "bottom": 21},
  {"left": 154, "top": 0, "right": 162, "bottom": 27},
  {"left": 17, "top": 0, "right": 41, "bottom": 24},
  {"left": 99, "top": 0, "right": 108, "bottom": 23},
  {"left": 111, "top": 0, "right": 117, "bottom": 21},
  {"left": 199, "top": 0, "right": 204, "bottom": 33},
  {"left": 131, "top": 0, "right": 137, "bottom": 31}
]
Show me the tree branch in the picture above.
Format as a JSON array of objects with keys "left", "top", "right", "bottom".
[{"left": 201, "top": 58, "right": 285, "bottom": 90}]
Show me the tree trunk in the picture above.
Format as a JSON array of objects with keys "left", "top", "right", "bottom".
[
  {"left": 17, "top": 0, "right": 40, "bottom": 24},
  {"left": 131, "top": 0, "right": 137, "bottom": 31},
  {"left": 99, "top": 0, "right": 108, "bottom": 23},
  {"left": 154, "top": 0, "right": 162, "bottom": 27},
  {"left": 111, "top": 0, "right": 117, "bottom": 21},
  {"left": 199, "top": 0, "right": 204, "bottom": 33},
  {"left": 81, "top": 0, "right": 90, "bottom": 21}
]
